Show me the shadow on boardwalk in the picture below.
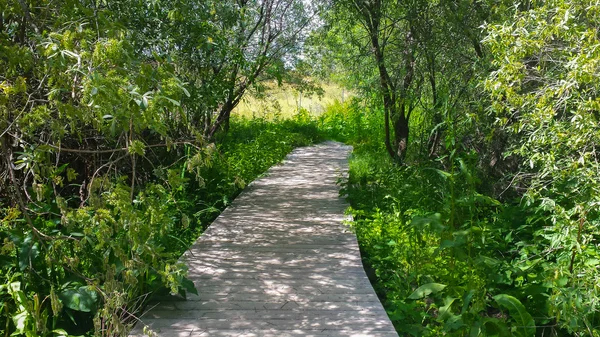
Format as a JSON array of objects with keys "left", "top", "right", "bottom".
[{"left": 129, "top": 141, "right": 398, "bottom": 337}]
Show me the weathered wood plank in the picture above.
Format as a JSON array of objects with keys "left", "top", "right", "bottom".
[
  {"left": 131, "top": 330, "right": 400, "bottom": 337},
  {"left": 137, "top": 317, "right": 396, "bottom": 330},
  {"left": 178, "top": 278, "right": 373, "bottom": 287},
  {"left": 145, "top": 310, "right": 385, "bottom": 320},
  {"left": 163, "top": 285, "right": 377, "bottom": 295},
  {"left": 187, "top": 271, "right": 370, "bottom": 280},
  {"left": 179, "top": 293, "right": 382, "bottom": 303},
  {"left": 187, "top": 266, "right": 369, "bottom": 274},
  {"left": 157, "top": 301, "right": 387, "bottom": 311},
  {"left": 128, "top": 142, "right": 398, "bottom": 337}
]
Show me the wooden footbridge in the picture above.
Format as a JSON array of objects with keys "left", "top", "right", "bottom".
[{"left": 129, "top": 142, "right": 398, "bottom": 337}]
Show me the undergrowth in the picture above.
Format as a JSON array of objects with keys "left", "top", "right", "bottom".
[
  {"left": 319, "top": 100, "right": 596, "bottom": 336},
  {"left": 0, "top": 115, "right": 321, "bottom": 336}
]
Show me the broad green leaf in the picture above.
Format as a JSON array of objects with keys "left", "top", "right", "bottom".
[
  {"left": 409, "top": 213, "right": 444, "bottom": 232},
  {"left": 471, "top": 318, "right": 511, "bottom": 337},
  {"left": 180, "top": 86, "right": 190, "bottom": 97},
  {"left": 461, "top": 289, "right": 475, "bottom": 315},
  {"left": 8, "top": 282, "right": 28, "bottom": 311},
  {"left": 18, "top": 235, "right": 39, "bottom": 271},
  {"left": 443, "top": 314, "right": 464, "bottom": 331},
  {"left": 59, "top": 286, "right": 99, "bottom": 313},
  {"left": 180, "top": 277, "right": 198, "bottom": 296},
  {"left": 438, "top": 296, "right": 456, "bottom": 321},
  {"left": 141, "top": 96, "right": 149, "bottom": 110},
  {"left": 408, "top": 283, "right": 446, "bottom": 299},
  {"left": 493, "top": 294, "right": 535, "bottom": 337},
  {"left": 54, "top": 163, "right": 69, "bottom": 175},
  {"left": 12, "top": 311, "right": 27, "bottom": 333},
  {"left": 52, "top": 329, "right": 71, "bottom": 337},
  {"left": 160, "top": 96, "right": 181, "bottom": 107}
]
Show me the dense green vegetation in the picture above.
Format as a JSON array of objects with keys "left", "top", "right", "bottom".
[
  {"left": 314, "top": 0, "right": 600, "bottom": 335},
  {"left": 2, "top": 0, "right": 600, "bottom": 336},
  {"left": 0, "top": 114, "right": 320, "bottom": 336},
  {"left": 0, "top": 0, "right": 320, "bottom": 335}
]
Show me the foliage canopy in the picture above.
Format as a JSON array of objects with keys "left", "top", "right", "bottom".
[{"left": 2, "top": 0, "right": 600, "bottom": 336}]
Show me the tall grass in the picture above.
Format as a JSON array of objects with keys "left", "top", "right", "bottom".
[{"left": 233, "top": 81, "right": 352, "bottom": 119}]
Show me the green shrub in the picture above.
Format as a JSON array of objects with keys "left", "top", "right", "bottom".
[
  {"left": 319, "top": 100, "right": 588, "bottom": 336},
  {"left": 0, "top": 113, "right": 321, "bottom": 336}
]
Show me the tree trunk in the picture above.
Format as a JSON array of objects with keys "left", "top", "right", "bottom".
[
  {"left": 393, "top": 105, "right": 409, "bottom": 161},
  {"left": 368, "top": 23, "right": 397, "bottom": 160},
  {"left": 356, "top": 0, "right": 412, "bottom": 162},
  {"left": 427, "top": 67, "right": 443, "bottom": 157},
  {"left": 207, "top": 101, "right": 234, "bottom": 139},
  {"left": 383, "top": 103, "right": 395, "bottom": 159}
]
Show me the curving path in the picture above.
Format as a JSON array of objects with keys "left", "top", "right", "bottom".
[{"left": 130, "top": 141, "right": 398, "bottom": 337}]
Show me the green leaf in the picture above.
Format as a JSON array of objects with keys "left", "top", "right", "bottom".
[
  {"left": 12, "top": 311, "right": 27, "bottom": 333},
  {"left": 180, "top": 86, "right": 190, "bottom": 97},
  {"left": 59, "top": 286, "right": 99, "bottom": 313},
  {"left": 18, "top": 235, "right": 39, "bottom": 271},
  {"left": 54, "top": 163, "right": 69, "bottom": 175},
  {"left": 52, "top": 329, "right": 70, "bottom": 337},
  {"left": 159, "top": 95, "right": 181, "bottom": 107},
  {"left": 141, "top": 96, "right": 149, "bottom": 110},
  {"left": 471, "top": 318, "right": 511, "bottom": 337},
  {"left": 180, "top": 277, "right": 198, "bottom": 296},
  {"left": 493, "top": 294, "right": 535, "bottom": 337},
  {"left": 8, "top": 282, "right": 28, "bottom": 310},
  {"left": 438, "top": 296, "right": 456, "bottom": 321},
  {"left": 434, "top": 168, "right": 452, "bottom": 179},
  {"left": 110, "top": 117, "right": 117, "bottom": 136},
  {"left": 461, "top": 289, "right": 475, "bottom": 315},
  {"left": 443, "top": 313, "right": 464, "bottom": 331},
  {"left": 408, "top": 283, "right": 446, "bottom": 299},
  {"left": 409, "top": 213, "right": 444, "bottom": 232},
  {"left": 129, "top": 140, "right": 146, "bottom": 156}
]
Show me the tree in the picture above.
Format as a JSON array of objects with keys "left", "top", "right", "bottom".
[
  {"left": 154, "top": 0, "right": 315, "bottom": 139},
  {"left": 0, "top": 0, "right": 316, "bottom": 334},
  {"left": 484, "top": 0, "right": 600, "bottom": 332},
  {"left": 337, "top": 0, "right": 417, "bottom": 161},
  {"left": 324, "top": 0, "right": 488, "bottom": 162}
]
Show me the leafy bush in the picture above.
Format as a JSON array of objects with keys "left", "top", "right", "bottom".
[
  {"left": 0, "top": 113, "right": 320, "bottom": 336},
  {"left": 319, "top": 99, "right": 593, "bottom": 336}
]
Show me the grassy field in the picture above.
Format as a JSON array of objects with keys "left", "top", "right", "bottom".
[{"left": 233, "top": 81, "right": 352, "bottom": 119}]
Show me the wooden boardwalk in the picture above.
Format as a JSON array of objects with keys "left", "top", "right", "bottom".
[{"left": 130, "top": 142, "right": 398, "bottom": 337}]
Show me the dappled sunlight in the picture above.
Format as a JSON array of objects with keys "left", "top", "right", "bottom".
[
  {"left": 129, "top": 142, "right": 397, "bottom": 336},
  {"left": 232, "top": 81, "right": 354, "bottom": 120}
]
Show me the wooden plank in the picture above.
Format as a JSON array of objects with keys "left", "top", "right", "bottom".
[
  {"left": 131, "top": 330, "right": 400, "bottom": 337},
  {"left": 145, "top": 310, "right": 385, "bottom": 320},
  {"left": 179, "top": 293, "right": 382, "bottom": 303},
  {"left": 137, "top": 318, "right": 396, "bottom": 331},
  {"left": 184, "top": 251, "right": 362, "bottom": 260},
  {"left": 187, "top": 266, "right": 369, "bottom": 274},
  {"left": 187, "top": 261, "right": 365, "bottom": 269},
  {"left": 165, "top": 285, "right": 378, "bottom": 295},
  {"left": 154, "top": 301, "right": 387, "bottom": 312},
  {"left": 186, "top": 271, "right": 370, "bottom": 280},
  {"left": 128, "top": 142, "right": 397, "bottom": 337},
  {"left": 175, "top": 278, "right": 373, "bottom": 287}
]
